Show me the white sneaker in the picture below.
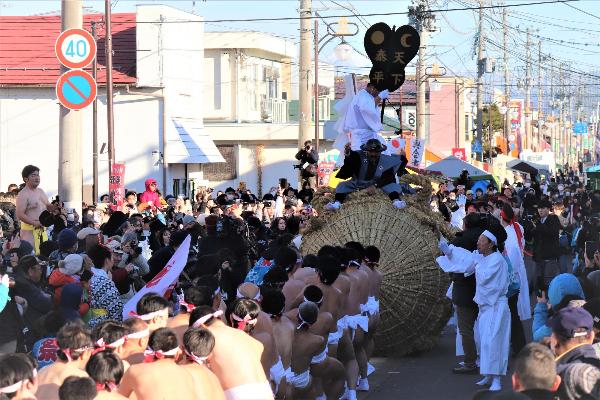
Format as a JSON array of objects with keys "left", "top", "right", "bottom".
[
  {"left": 489, "top": 377, "right": 502, "bottom": 391},
  {"left": 367, "top": 362, "right": 375, "bottom": 376},
  {"left": 357, "top": 378, "right": 369, "bottom": 391},
  {"left": 392, "top": 199, "right": 406, "bottom": 209},
  {"left": 325, "top": 201, "right": 341, "bottom": 211}
]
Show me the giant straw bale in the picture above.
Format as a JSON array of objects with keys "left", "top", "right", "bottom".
[{"left": 302, "top": 174, "right": 453, "bottom": 355}]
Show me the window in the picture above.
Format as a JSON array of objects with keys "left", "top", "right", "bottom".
[{"left": 203, "top": 145, "right": 237, "bottom": 181}]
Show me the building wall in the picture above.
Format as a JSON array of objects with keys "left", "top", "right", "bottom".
[{"left": 0, "top": 87, "right": 162, "bottom": 199}]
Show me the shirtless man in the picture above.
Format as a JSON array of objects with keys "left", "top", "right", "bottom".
[
  {"left": 276, "top": 247, "right": 306, "bottom": 311},
  {"left": 129, "top": 293, "right": 170, "bottom": 332},
  {"left": 228, "top": 298, "right": 278, "bottom": 390},
  {"left": 237, "top": 282, "right": 274, "bottom": 337},
  {"left": 188, "top": 306, "right": 273, "bottom": 400},
  {"left": 118, "top": 328, "right": 197, "bottom": 400},
  {"left": 36, "top": 322, "right": 93, "bottom": 400},
  {"left": 167, "top": 286, "right": 206, "bottom": 343},
  {"left": 16, "top": 165, "right": 57, "bottom": 252},
  {"left": 260, "top": 290, "right": 295, "bottom": 399},
  {"left": 85, "top": 351, "right": 128, "bottom": 400},
  {"left": 122, "top": 318, "right": 150, "bottom": 365},
  {"left": 287, "top": 302, "right": 325, "bottom": 399},
  {"left": 195, "top": 275, "right": 227, "bottom": 321},
  {"left": 181, "top": 327, "right": 226, "bottom": 400},
  {"left": 91, "top": 321, "right": 130, "bottom": 371},
  {"left": 343, "top": 246, "right": 371, "bottom": 392},
  {"left": 293, "top": 254, "right": 318, "bottom": 283},
  {"left": 293, "top": 286, "right": 345, "bottom": 400},
  {"left": 363, "top": 246, "right": 383, "bottom": 368}
]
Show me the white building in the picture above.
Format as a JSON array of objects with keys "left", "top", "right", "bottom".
[
  {"left": 202, "top": 31, "right": 335, "bottom": 196},
  {"left": 0, "top": 5, "right": 223, "bottom": 202}
]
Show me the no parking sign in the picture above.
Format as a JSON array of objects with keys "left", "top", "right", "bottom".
[{"left": 55, "top": 28, "right": 97, "bottom": 110}]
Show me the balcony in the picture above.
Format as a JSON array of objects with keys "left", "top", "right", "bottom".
[{"left": 262, "top": 98, "right": 289, "bottom": 124}]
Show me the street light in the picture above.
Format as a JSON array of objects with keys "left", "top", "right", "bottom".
[{"left": 313, "top": 15, "right": 359, "bottom": 154}]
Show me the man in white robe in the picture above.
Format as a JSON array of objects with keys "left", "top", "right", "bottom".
[
  {"left": 437, "top": 225, "right": 511, "bottom": 391},
  {"left": 333, "top": 80, "right": 390, "bottom": 157}
]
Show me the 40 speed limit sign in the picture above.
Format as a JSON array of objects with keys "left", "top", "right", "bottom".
[{"left": 55, "top": 28, "right": 97, "bottom": 69}]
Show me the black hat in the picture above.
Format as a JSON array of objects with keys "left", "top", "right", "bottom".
[
  {"left": 538, "top": 199, "right": 552, "bottom": 209},
  {"left": 360, "top": 139, "right": 387, "bottom": 152},
  {"left": 216, "top": 193, "right": 233, "bottom": 206},
  {"left": 225, "top": 187, "right": 236, "bottom": 194}
]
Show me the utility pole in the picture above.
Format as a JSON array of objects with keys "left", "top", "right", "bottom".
[
  {"left": 475, "top": 0, "right": 485, "bottom": 161},
  {"left": 105, "top": 0, "right": 115, "bottom": 186},
  {"left": 502, "top": 8, "right": 510, "bottom": 148},
  {"left": 537, "top": 39, "right": 543, "bottom": 148},
  {"left": 559, "top": 63, "right": 565, "bottom": 166},
  {"left": 298, "top": 0, "right": 312, "bottom": 155},
  {"left": 412, "top": 1, "right": 434, "bottom": 142},
  {"left": 91, "top": 21, "right": 99, "bottom": 203},
  {"left": 525, "top": 28, "right": 532, "bottom": 151},
  {"left": 313, "top": 18, "right": 319, "bottom": 154},
  {"left": 58, "top": 0, "right": 82, "bottom": 215}
]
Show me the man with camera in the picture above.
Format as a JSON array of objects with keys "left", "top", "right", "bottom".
[
  {"left": 530, "top": 199, "right": 562, "bottom": 292},
  {"left": 295, "top": 140, "right": 319, "bottom": 181},
  {"left": 120, "top": 232, "right": 150, "bottom": 278}
]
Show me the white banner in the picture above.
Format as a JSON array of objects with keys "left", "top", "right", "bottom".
[
  {"left": 409, "top": 138, "right": 425, "bottom": 167},
  {"left": 122, "top": 235, "right": 191, "bottom": 320}
]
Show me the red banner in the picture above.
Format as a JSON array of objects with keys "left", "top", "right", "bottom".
[
  {"left": 109, "top": 163, "right": 125, "bottom": 211},
  {"left": 317, "top": 161, "right": 336, "bottom": 187},
  {"left": 452, "top": 148, "right": 466, "bottom": 161}
]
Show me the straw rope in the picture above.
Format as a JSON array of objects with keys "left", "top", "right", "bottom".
[{"left": 302, "top": 175, "right": 453, "bottom": 355}]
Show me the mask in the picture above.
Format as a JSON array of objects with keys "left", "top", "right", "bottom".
[{"left": 524, "top": 182, "right": 531, "bottom": 188}]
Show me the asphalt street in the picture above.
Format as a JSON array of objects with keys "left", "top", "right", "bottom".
[{"left": 359, "top": 325, "right": 514, "bottom": 400}]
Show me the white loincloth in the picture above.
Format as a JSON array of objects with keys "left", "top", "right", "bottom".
[
  {"left": 287, "top": 369, "right": 311, "bottom": 389},
  {"left": 224, "top": 382, "right": 274, "bottom": 400},
  {"left": 269, "top": 357, "right": 286, "bottom": 393},
  {"left": 310, "top": 347, "right": 328, "bottom": 365},
  {"left": 360, "top": 296, "right": 380, "bottom": 316}
]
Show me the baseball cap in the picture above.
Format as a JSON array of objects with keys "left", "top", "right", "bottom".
[
  {"left": 583, "top": 298, "right": 600, "bottom": 330},
  {"left": 466, "top": 190, "right": 473, "bottom": 195},
  {"left": 105, "top": 238, "right": 124, "bottom": 254},
  {"left": 547, "top": 306, "right": 594, "bottom": 338}
]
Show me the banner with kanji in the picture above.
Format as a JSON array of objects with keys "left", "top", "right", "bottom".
[
  {"left": 452, "top": 148, "right": 466, "bottom": 161},
  {"left": 109, "top": 163, "right": 125, "bottom": 211}
]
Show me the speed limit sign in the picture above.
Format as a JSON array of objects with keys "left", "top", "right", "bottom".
[{"left": 55, "top": 28, "right": 97, "bottom": 69}]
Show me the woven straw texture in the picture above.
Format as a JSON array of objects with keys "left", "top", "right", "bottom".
[{"left": 302, "top": 174, "right": 452, "bottom": 355}]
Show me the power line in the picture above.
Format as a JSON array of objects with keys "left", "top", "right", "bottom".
[
  {"left": 0, "top": 0, "right": 582, "bottom": 24},
  {"left": 563, "top": 2, "right": 600, "bottom": 21}
]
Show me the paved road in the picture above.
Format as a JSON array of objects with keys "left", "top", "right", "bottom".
[{"left": 359, "top": 324, "right": 520, "bottom": 400}]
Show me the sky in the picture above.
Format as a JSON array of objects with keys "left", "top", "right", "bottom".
[{"left": 2, "top": 0, "right": 600, "bottom": 111}]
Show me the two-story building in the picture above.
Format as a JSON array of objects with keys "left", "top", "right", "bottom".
[{"left": 201, "top": 31, "right": 335, "bottom": 196}]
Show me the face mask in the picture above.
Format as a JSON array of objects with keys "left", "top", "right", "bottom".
[{"left": 524, "top": 182, "right": 531, "bottom": 188}]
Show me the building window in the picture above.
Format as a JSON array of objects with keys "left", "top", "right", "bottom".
[{"left": 204, "top": 145, "right": 237, "bottom": 181}]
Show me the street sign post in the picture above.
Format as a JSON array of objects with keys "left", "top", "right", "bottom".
[
  {"left": 55, "top": 28, "right": 97, "bottom": 69},
  {"left": 56, "top": 70, "right": 97, "bottom": 110}
]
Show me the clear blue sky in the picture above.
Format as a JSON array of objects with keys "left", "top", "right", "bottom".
[{"left": 3, "top": 1, "right": 600, "bottom": 108}]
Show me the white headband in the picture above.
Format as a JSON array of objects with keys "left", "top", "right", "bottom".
[
  {"left": 192, "top": 310, "right": 224, "bottom": 328},
  {"left": 129, "top": 308, "right": 169, "bottom": 321},
  {"left": 236, "top": 288, "right": 261, "bottom": 300},
  {"left": 126, "top": 328, "right": 150, "bottom": 339},
  {"left": 0, "top": 369, "right": 36, "bottom": 394},
  {"left": 482, "top": 230, "right": 497, "bottom": 245}
]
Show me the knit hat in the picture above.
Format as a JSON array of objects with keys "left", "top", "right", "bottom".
[
  {"left": 547, "top": 274, "right": 585, "bottom": 307},
  {"left": 58, "top": 254, "right": 84, "bottom": 276},
  {"left": 16, "top": 241, "right": 34, "bottom": 258},
  {"left": 57, "top": 228, "right": 78, "bottom": 251},
  {"left": 76, "top": 227, "right": 100, "bottom": 240}
]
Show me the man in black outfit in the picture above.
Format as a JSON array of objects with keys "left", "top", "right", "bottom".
[
  {"left": 530, "top": 199, "right": 561, "bottom": 292},
  {"left": 295, "top": 140, "right": 319, "bottom": 181},
  {"left": 450, "top": 212, "right": 484, "bottom": 374}
]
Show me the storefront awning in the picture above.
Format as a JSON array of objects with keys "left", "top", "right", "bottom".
[{"left": 165, "top": 118, "right": 225, "bottom": 164}]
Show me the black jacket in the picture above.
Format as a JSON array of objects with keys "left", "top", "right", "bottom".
[
  {"left": 335, "top": 151, "right": 407, "bottom": 189},
  {"left": 449, "top": 227, "right": 483, "bottom": 307},
  {"left": 556, "top": 343, "right": 600, "bottom": 370},
  {"left": 531, "top": 214, "right": 562, "bottom": 261},
  {"left": 145, "top": 246, "right": 175, "bottom": 281},
  {"left": 0, "top": 296, "right": 23, "bottom": 345},
  {"left": 12, "top": 272, "right": 53, "bottom": 329},
  {"left": 295, "top": 148, "right": 318, "bottom": 165}
]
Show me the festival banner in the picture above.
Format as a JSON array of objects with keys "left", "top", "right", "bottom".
[
  {"left": 109, "top": 163, "right": 125, "bottom": 211},
  {"left": 409, "top": 138, "right": 425, "bottom": 167},
  {"left": 122, "top": 235, "right": 191, "bottom": 319},
  {"left": 317, "top": 161, "right": 336, "bottom": 187}
]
